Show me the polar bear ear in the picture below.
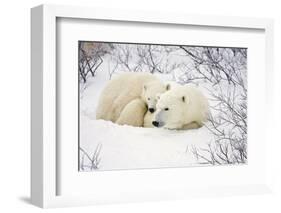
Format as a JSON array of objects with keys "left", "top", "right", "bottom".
[
  {"left": 181, "top": 96, "right": 190, "bottom": 104},
  {"left": 182, "top": 96, "right": 188, "bottom": 103},
  {"left": 166, "top": 84, "right": 171, "bottom": 90},
  {"left": 143, "top": 84, "right": 147, "bottom": 91},
  {"left": 156, "top": 94, "right": 161, "bottom": 100}
]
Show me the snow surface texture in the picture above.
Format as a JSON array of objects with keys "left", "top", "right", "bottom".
[{"left": 79, "top": 43, "right": 247, "bottom": 171}]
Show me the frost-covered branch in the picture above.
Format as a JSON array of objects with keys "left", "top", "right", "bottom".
[
  {"left": 182, "top": 46, "right": 247, "bottom": 165},
  {"left": 79, "top": 42, "right": 111, "bottom": 83},
  {"left": 79, "top": 144, "right": 102, "bottom": 170},
  {"left": 110, "top": 44, "right": 182, "bottom": 75},
  {"left": 178, "top": 46, "right": 247, "bottom": 87}
]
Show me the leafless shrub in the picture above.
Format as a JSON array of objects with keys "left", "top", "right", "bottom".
[
  {"left": 79, "top": 42, "right": 113, "bottom": 83},
  {"left": 201, "top": 87, "right": 247, "bottom": 164},
  {"left": 180, "top": 46, "right": 247, "bottom": 165},
  {"left": 79, "top": 144, "right": 102, "bottom": 170},
  {"left": 178, "top": 46, "right": 247, "bottom": 87},
  {"left": 110, "top": 44, "right": 182, "bottom": 75}
]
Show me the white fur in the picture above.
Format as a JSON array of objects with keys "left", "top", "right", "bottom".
[
  {"left": 116, "top": 98, "right": 147, "bottom": 127},
  {"left": 143, "top": 111, "right": 155, "bottom": 127},
  {"left": 96, "top": 72, "right": 167, "bottom": 126},
  {"left": 153, "top": 85, "right": 209, "bottom": 130}
]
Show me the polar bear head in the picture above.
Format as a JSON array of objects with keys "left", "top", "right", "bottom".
[
  {"left": 141, "top": 81, "right": 169, "bottom": 113},
  {"left": 152, "top": 87, "right": 188, "bottom": 129}
]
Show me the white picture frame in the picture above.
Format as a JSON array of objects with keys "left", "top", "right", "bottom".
[{"left": 31, "top": 4, "right": 274, "bottom": 208}]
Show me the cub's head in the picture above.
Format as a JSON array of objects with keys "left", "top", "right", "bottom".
[
  {"left": 152, "top": 88, "right": 188, "bottom": 129},
  {"left": 141, "top": 82, "right": 170, "bottom": 113}
]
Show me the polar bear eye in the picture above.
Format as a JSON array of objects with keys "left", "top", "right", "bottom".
[
  {"left": 164, "top": 108, "right": 169, "bottom": 111},
  {"left": 148, "top": 98, "right": 150, "bottom": 100}
]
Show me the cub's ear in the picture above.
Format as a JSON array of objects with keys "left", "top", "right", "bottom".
[
  {"left": 143, "top": 84, "right": 147, "bottom": 91},
  {"left": 156, "top": 94, "right": 161, "bottom": 100},
  {"left": 166, "top": 84, "right": 171, "bottom": 90},
  {"left": 181, "top": 96, "right": 189, "bottom": 104}
]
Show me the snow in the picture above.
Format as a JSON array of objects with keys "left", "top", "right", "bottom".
[{"left": 80, "top": 116, "right": 213, "bottom": 171}]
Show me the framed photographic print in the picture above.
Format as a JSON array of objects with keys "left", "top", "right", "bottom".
[{"left": 31, "top": 4, "right": 274, "bottom": 208}]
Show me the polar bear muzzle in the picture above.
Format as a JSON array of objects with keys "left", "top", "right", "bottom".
[{"left": 152, "top": 120, "right": 165, "bottom": 127}]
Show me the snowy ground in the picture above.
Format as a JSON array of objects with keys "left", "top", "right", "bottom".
[{"left": 80, "top": 117, "right": 213, "bottom": 171}]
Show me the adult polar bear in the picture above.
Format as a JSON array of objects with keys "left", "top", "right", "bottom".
[
  {"left": 152, "top": 85, "right": 209, "bottom": 130},
  {"left": 96, "top": 72, "right": 167, "bottom": 127}
]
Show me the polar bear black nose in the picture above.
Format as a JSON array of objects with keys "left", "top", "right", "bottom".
[
  {"left": 152, "top": 121, "right": 159, "bottom": 127},
  {"left": 148, "top": 108, "right": 155, "bottom": 113}
]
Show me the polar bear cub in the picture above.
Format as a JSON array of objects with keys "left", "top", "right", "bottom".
[
  {"left": 116, "top": 98, "right": 147, "bottom": 127},
  {"left": 152, "top": 85, "right": 209, "bottom": 130},
  {"left": 96, "top": 72, "right": 168, "bottom": 127}
]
